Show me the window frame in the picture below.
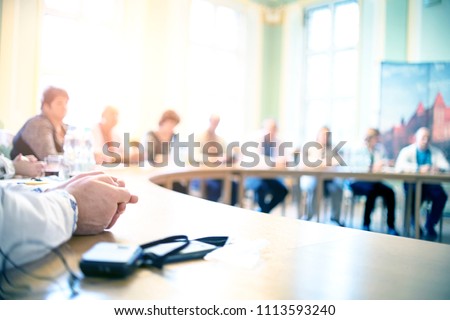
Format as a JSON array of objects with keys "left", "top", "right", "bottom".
[
  {"left": 301, "top": 0, "right": 360, "bottom": 142},
  {"left": 186, "top": 0, "right": 249, "bottom": 141}
]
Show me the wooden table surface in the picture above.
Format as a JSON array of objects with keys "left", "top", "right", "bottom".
[{"left": 7, "top": 166, "right": 450, "bottom": 299}]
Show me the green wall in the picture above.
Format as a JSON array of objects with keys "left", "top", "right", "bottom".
[
  {"left": 384, "top": 0, "right": 450, "bottom": 61},
  {"left": 421, "top": 0, "right": 450, "bottom": 60},
  {"left": 385, "top": 0, "right": 408, "bottom": 61},
  {"left": 261, "top": 23, "right": 282, "bottom": 121}
]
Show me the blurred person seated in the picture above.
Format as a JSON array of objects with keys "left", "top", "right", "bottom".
[
  {"left": 92, "top": 106, "right": 139, "bottom": 165},
  {"left": 92, "top": 106, "right": 123, "bottom": 164},
  {"left": 395, "top": 127, "right": 449, "bottom": 240},
  {"left": 0, "top": 171, "right": 138, "bottom": 268},
  {"left": 142, "top": 109, "right": 187, "bottom": 194},
  {"left": 300, "top": 126, "right": 345, "bottom": 226},
  {"left": 348, "top": 128, "right": 399, "bottom": 235},
  {"left": 11, "top": 87, "right": 69, "bottom": 161},
  {"left": 143, "top": 110, "right": 180, "bottom": 164},
  {"left": 245, "top": 119, "right": 288, "bottom": 213},
  {"left": 191, "top": 114, "right": 238, "bottom": 205}
]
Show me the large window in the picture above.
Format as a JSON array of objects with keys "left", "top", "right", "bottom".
[
  {"left": 187, "top": 0, "right": 247, "bottom": 141},
  {"left": 303, "top": 0, "right": 359, "bottom": 142},
  {"left": 39, "top": 0, "right": 125, "bottom": 127}
]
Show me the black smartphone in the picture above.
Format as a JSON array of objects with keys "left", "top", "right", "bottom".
[
  {"left": 79, "top": 242, "right": 142, "bottom": 278},
  {"left": 143, "top": 240, "right": 218, "bottom": 263}
]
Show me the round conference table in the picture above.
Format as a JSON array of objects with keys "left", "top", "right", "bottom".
[
  {"left": 4, "top": 165, "right": 450, "bottom": 299},
  {"left": 149, "top": 164, "right": 450, "bottom": 239}
]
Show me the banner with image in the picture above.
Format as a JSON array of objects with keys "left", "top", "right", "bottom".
[{"left": 380, "top": 62, "right": 450, "bottom": 161}]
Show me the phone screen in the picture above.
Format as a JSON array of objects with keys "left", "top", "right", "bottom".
[{"left": 143, "top": 240, "right": 218, "bottom": 263}]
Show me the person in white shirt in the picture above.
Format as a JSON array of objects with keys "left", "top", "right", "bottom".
[
  {"left": 395, "top": 127, "right": 449, "bottom": 240},
  {"left": 300, "top": 126, "right": 344, "bottom": 226},
  {"left": 92, "top": 106, "right": 142, "bottom": 165},
  {"left": 0, "top": 171, "right": 138, "bottom": 268},
  {"left": 348, "top": 128, "right": 399, "bottom": 235}
]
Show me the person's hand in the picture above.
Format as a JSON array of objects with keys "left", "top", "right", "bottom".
[
  {"left": 24, "top": 154, "right": 39, "bottom": 162},
  {"left": 275, "top": 156, "right": 288, "bottom": 168},
  {"left": 418, "top": 164, "right": 431, "bottom": 173},
  {"left": 56, "top": 172, "right": 138, "bottom": 235},
  {"left": 13, "top": 153, "right": 45, "bottom": 177},
  {"left": 94, "top": 152, "right": 118, "bottom": 165},
  {"left": 52, "top": 171, "right": 103, "bottom": 190},
  {"left": 205, "top": 155, "right": 226, "bottom": 166},
  {"left": 372, "top": 161, "right": 384, "bottom": 173},
  {"left": 430, "top": 166, "right": 441, "bottom": 174}
]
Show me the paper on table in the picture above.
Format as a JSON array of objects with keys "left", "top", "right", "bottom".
[{"left": 204, "top": 238, "right": 269, "bottom": 269}]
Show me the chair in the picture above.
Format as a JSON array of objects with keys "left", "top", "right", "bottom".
[
  {"left": 299, "top": 187, "right": 319, "bottom": 221},
  {"left": 342, "top": 186, "right": 360, "bottom": 227},
  {"left": 245, "top": 188, "right": 287, "bottom": 216},
  {"left": 299, "top": 189, "right": 340, "bottom": 224},
  {"left": 299, "top": 176, "right": 327, "bottom": 222},
  {"left": 244, "top": 176, "right": 289, "bottom": 216},
  {"left": 300, "top": 178, "right": 347, "bottom": 224},
  {"left": 343, "top": 186, "right": 387, "bottom": 231},
  {"left": 421, "top": 200, "right": 449, "bottom": 243},
  {"left": 343, "top": 190, "right": 367, "bottom": 228},
  {"left": 439, "top": 211, "right": 450, "bottom": 243}
]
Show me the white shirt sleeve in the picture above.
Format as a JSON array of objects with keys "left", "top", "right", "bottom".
[
  {"left": 0, "top": 185, "right": 78, "bottom": 268},
  {"left": 395, "top": 145, "right": 418, "bottom": 173},
  {"left": 0, "top": 154, "right": 15, "bottom": 179},
  {"left": 395, "top": 144, "right": 450, "bottom": 173},
  {"left": 431, "top": 146, "right": 450, "bottom": 172}
]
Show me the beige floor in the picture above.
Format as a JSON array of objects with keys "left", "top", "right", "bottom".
[
  {"left": 190, "top": 179, "right": 450, "bottom": 244},
  {"left": 265, "top": 185, "right": 450, "bottom": 245}
]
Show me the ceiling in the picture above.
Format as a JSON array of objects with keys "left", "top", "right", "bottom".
[{"left": 251, "top": 0, "right": 300, "bottom": 8}]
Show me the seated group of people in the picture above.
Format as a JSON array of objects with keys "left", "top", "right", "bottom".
[
  {"left": 144, "top": 111, "right": 288, "bottom": 214},
  {"left": 302, "top": 126, "right": 449, "bottom": 240},
  {"left": 1, "top": 87, "right": 139, "bottom": 270},
  {"left": 145, "top": 108, "right": 449, "bottom": 242},
  {"left": 4, "top": 85, "right": 449, "bottom": 277},
  {"left": 3, "top": 86, "right": 450, "bottom": 243}
]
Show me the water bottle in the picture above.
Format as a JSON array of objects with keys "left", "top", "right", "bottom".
[
  {"left": 63, "top": 126, "right": 96, "bottom": 176},
  {"left": 63, "top": 126, "right": 77, "bottom": 177},
  {"left": 80, "top": 127, "right": 96, "bottom": 172}
]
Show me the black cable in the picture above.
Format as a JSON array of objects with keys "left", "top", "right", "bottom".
[
  {"left": 0, "top": 241, "right": 81, "bottom": 299},
  {"left": 0, "top": 235, "right": 228, "bottom": 299},
  {"left": 140, "top": 235, "right": 190, "bottom": 269}
]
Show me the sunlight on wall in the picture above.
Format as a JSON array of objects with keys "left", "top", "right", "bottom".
[
  {"left": 0, "top": 0, "right": 264, "bottom": 143},
  {"left": 187, "top": 0, "right": 247, "bottom": 141},
  {"left": 39, "top": 0, "right": 136, "bottom": 135}
]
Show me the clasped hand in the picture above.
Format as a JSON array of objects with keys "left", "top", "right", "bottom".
[{"left": 50, "top": 171, "right": 139, "bottom": 235}]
